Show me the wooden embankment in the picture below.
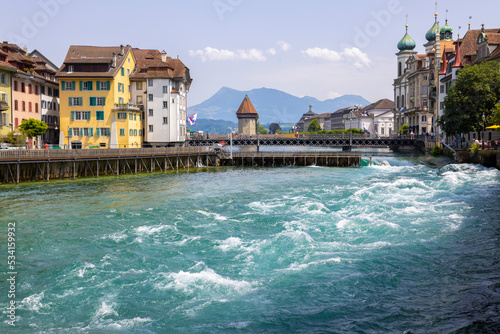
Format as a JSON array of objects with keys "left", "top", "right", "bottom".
[
  {"left": 219, "top": 151, "right": 363, "bottom": 167},
  {"left": 0, "top": 147, "right": 217, "bottom": 184}
]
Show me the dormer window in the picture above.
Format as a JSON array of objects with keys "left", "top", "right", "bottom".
[{"left": 68, "top": 65, "right": 74, "bottom": 73}]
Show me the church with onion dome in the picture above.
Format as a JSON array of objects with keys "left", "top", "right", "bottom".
[{"left": 393, "top": 10, "right": 456, "bottom": 137}]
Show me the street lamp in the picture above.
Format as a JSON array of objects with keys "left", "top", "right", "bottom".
[
  {"left": 66, "top": 126, "right": 70, "bottom": 150},
  {"left": 482, "top": 113, "right": 485, "bottom": 150},
  {"left": 256, "top": 118, "right": 260, "bottom": 152}
]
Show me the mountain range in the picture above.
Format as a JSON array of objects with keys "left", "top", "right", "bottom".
[{"left": 188, "top": 87, "right": 371, "bottom": 124}]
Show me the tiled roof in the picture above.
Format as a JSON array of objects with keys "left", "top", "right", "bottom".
[
  {"left": 361, "top": 98, "right": 394, "bottom": 112},
  {"left": 56, "top": 45, "right": 131, "bottom": 78},
  {"left": 459, "top": 28, "right": 500, "bottom": 64},
  {"left": 0, "top": 60, "right": 17, "bottom": 71},
  {"left": 131, "top": 49, "right": 190, "bottom": 84},
  {"left": 236, "top": 95, "right": 258, "bottom": 115}
]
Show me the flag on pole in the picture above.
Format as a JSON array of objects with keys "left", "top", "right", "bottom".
[{"left": 187, "top": 113, "right": 197, "bottom": 125}]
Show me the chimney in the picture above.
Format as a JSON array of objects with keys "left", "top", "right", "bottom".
[
  {"left": 161, "top": 50, "right": 167, "bottom": 62},
  {"left": 120, "top": 44, "right": 124, "bottom": 56},
  {"left": 112, "top": 52, "right": 117, "bottom": 68},
  {"left": 23, "top": 46, "right": 28, "bottom": 54}
]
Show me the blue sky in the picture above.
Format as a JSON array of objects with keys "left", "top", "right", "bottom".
[{"left": 4, "top": 0, "right": 499, "bottom": 107}]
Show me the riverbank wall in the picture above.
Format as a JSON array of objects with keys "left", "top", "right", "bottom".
[{"left": 454, "top": 150, "right": 500, "bottom": 169}]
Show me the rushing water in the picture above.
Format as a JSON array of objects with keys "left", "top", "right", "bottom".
[{"left": 1, "top": 152, "right": 500, "bottom": 333}]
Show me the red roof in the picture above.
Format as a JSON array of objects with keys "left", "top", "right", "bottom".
[{"left": 236, "top": 95, "right": 258, "bottom": 116}]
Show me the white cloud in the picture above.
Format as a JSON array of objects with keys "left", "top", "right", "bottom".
[
  {"left": 328, "top": 91, "right": 342, "bottom": 99},
  {"left": 267, "top": 48, "right": 277, "bottom": 55},
  {"left": 301, "top": 47, "right": 372, "bottom": 69},
  {"left": 278, "top": 41, "right": 292, "bottom": 52},
  {"left": 302, "top": 47, "right": 343, "bottom": 62},
  {"left": 189, "top": 47, "right": 267, "bottom": 62}
]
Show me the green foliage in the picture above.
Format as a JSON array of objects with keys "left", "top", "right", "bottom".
[
  {"left": 468, "top": 142, "right": 480, "bottom": 153},
  {"left": 439, "top": 61, "right": 500, "bottom": 136},
  {"left": 259, "top": 125, "right": 268, "bottom": 134},
  {"left": 491, "top": 103, "right": 500, "bottom": 126},
  {"left": 399, "top": 124, "right": 409, "bottom": 134},
  {"left": 430, "top": 145, "right": 443, "bottom": 156},
  {"left": 307, "top": 119, "right": 321, "bottom": 132},
  {"left": 1, "top": 131, "right": 27, "bottom": 146},
  {"left": 18, "top": 118, "right": 48, "bottom": 138},
  {"left": 276, "top": 129, "right": 282, "bottom": 134}
]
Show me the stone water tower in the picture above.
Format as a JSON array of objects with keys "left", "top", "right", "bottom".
[{"left": 236, "top": 95, "right": 258, "bottom": 135}]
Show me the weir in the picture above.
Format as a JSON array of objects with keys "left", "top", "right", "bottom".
[{"left": 0, "top": 147, "right": 219, "bottom": 184}]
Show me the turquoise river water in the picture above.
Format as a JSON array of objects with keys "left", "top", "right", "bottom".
[{"left": 1, "top": 150, "right": 500, "bottom": 333}]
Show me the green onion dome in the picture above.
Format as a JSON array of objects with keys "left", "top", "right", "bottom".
[
  {"left": 397, "top": 26, "right": 416, "bottom": 52},
  {"left": 425, "top": 14, "right": 441, "bottom": 43},
  {"left": 440, "top": 20, "right": 453, "bottom": 41}
]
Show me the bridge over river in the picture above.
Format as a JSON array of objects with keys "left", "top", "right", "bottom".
[{"left": 187, "top": 134, "right": 431, "bottom": 151}]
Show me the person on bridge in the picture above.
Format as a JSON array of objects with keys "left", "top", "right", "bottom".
[{"left": 44, "top": 143, "right": 48, "bottom": 150}]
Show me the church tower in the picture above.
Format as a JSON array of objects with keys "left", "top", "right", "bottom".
[{"left": 236, "top": 95, "right": 258, "bottom": 135}]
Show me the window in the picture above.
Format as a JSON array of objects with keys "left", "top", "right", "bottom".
[
  {"left": 96, "top": 111, "right": 104, "bottom": 120},
  {"left": 40, "top": 86, "right": 46, "bottom": 95},
  {"left": 121, "top": 67, "right": 125, "bottom": 76},
  {"left": 139, "top": 129, "right": 143, "bottom": 136},
  {"left": 148, "top": 109, "right": 153, "bottom": 116},
  {"left": 117, "top": 112, "right": 127, "bottom": 119},
  {"left": 97, "top": 81, "right": 109, "bottom": 91},
  {"left": 64, "top": 81, "right": 75, "bottom": 91},
  {"left": 73, "top": 111, "right": 90, "bottom": 121},
  {"left": 134, "top": 114, "right": 136, "bottom": 121},
  {"left": 148, "top": 94, "right": 153, "bottom": 101},
  {"left": 129, "top": 113, "right": 133, "bottom": 120},
  {"left": 149, "top": 125, "right": 153, "bottom": 132},
  {"left": 422, "top": 115, "right": 427, "bottom": 122},
  {"left": 120, "top": 128, "right": 125, "bottom": 136},
  {"left": 14, "top": 81, "right": 18, "bottom": 91},
  {"left": 48, "top": 87, "right": 52, "bottom": 96},
  {"left": 136, "top": 96, "right": 143, "bottom": 104},
  {"left": 118, "top": 97, "right": 124, "bottom": 104},
  {"left": 70, "top": 97, "right": 82, "bottom": 106},
  {"left": 21, "top": 83, "right": 25, "bottom": 93},
  {"left": 129, "top": 129, "right": 134, "bottom": 136},
  {"left": 14, "top": 100, "right": 18, "bottom": 111},
  {"left": 0, "top": 73, "right": 6, "bottom": 84},
  {"left": 35, "top": 103, "right": 38, "bottom": 113},
  {"left": 68, "top": 65, "right": 74, "bottom": 72},
  {"left": 136, "top": 82, "right": 143, "bottom": 90},
  {"left": 134, "top": 129, "right": 137, "bottom": 136},
  {"left": 127, "top": 69, "right": 130, "bottom": 76},
  {"left": 163, "top": 101, "right": 168, "bottom": 109},
  {"left": 29, "top": 102, "right": 32, "bottom": 112},
  {"left": 97, "top": 128, "right": 110, "bottom": 137},
  {"left": 440, "top": 85, "right": 444, "bottom": 93},
  {"left": 72, "top": 128, "right": 80, "bottom": 136},
  {"left": 81, "top": 81, "right": 93, "bottom": 91},
  {"left": 28, "top": 84, "right": 32, "bottom": 94},
  {"left": 163, "top": 86, "right": 168, "bottom": 93},
  {"left": 35, "top": 85, "right": 38, "bottom": 95},
  {"left": 163, "top": 117, "right": 168, "bottom": 124},
  {"left": 148, "top": 79, "right": 153, "bottom": 87},
  {"left": 128, "top": 85, "right": 130, "bottom": 93},
  {"left": 92, "top": 97, "right": 105, "bottom": 106},
  {"left": 100, "top": 143, "right": 106, "bottom": 148}
]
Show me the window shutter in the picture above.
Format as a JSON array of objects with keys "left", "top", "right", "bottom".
[
  {"left": 106, "top": 81, "right": 110, "bottom": 91},
  {"left": 89, "top": 127, "right": 93, "bottom": 137},
  {"left": 88, "top": 81, "right": 93, "bottom": 90},
  {"left": 102, "top": 97, "right": 106, "bottom": 106},
  {"left": 96, "top": 128, "right": 100, "bottom": 137},
  {"left": 71, "top": 111, "right": 75, "bottom": 121},
  {"left": 90, "top": 97, "right": 96, "bottom": 106},
  {"left": 68, "top": 128, "right": 72, "bottom": 137},
  {"left": 96, "top": 81, "right": 100, "bottom": 91},
  {"left": 107, "top": 128, "right": 111, "bottom": 137},
  {"left": 79, "top": 97, "right": 83, "bottom": 106},
  {"left": 87, "top": 111, "right": 91, "bottom": 120},
  {"left": 72, "top": 81, "right": 76, "bottom": 91},
  {"left": 69, "top": 97, "right": 73, "bottom": 106},
  {"left": 79, "top": 81, "right": 83, "bottom": 91},
  {"left": 80, "top": 128, "right": 83, "bottom": 136},
  {"left": 121, "top": 67, "right": 125, "bottom": 76},
  {"left": 61, "top": 81, "right": 66, "bottom": 90}
]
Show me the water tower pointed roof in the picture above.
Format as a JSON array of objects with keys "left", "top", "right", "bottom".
[{"left": 236, "top": 95, "right": 258, "bottom": 118}]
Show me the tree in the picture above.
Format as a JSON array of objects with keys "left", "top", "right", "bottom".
[
  {"left": 1, "top": 131, "right": 27, "bottom": 147},
  {"left": 399, "top": 124, "right": 409, "bottom": 134},
  {"left": 258, "top": 125, "right": 268, "bottom": 134},
  {"left": 269, "top": 123, "right": 281, "bottom": 134},
  {"left": 308, "top": 119, "right": 320, "bottom": 132},
  {"left": 18, "top": 118, "right": 48, "bottom": 148},
  {"left": 439, "top": 61, "right": 500, "bottom": 136}
]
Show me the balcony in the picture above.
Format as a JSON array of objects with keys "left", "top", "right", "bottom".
[
  {"left": 0, "top": 101, "right": 8, "bottom": 111},
  {"left": 112, "top": 103, "right": 141, "bottom": 112}
]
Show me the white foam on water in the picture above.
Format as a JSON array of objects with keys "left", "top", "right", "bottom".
[
  {"left": 292, "top": 201, "right": 330, "bottom": 215},
  {"left": 155, "top": 266, "right": 254, "bottom": 295},
  {"left": 78, "top": 262, "right": 96, "bottom": 277},
  {"left": 282, "top": 257, "right": 342, "bottom": 271},
  {"left": 95, "top": 300, "right": 119, "bottom": 318},
  {"left": 20, "top": 292, "right": 48, "bottom": 313},
  {"left": 215, "top": 237, "right": 243, "bottom": 251},
  {"left": 248, "top": 201, "right": 286, "bottom": 213},
  {"left": 197, "top": 210, "right": 228, "bottom": 221},
  {"left": 226, "top": 321, "right": 251, "bottom": 329},
  {"left": 134, "top": 224, "right": 170, "bottom": 236},
  {"left": 275, "top": 229, "right": 315, "bottom": 244},
  {"left": 107, "top": 317, "right": 153, "bottom": 329},
  {"left": 103, "top": 231, "right": 128, "bottom": 242},
  {"left": 363, "top": 241, "right": 393, "bottom": 249}
]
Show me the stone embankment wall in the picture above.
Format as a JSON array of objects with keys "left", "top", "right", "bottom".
[{"left": 454, "top": 150, "right": 500, "bottom": 170}]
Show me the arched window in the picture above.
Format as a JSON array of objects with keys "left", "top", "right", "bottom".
[{"left": 398, "top": 62, "right": 402, "bottom": 77}]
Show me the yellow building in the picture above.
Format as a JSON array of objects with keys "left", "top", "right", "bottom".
[
  {"left": 0, "top": 50, "right": 17, "bottom": 136},
  {"left": 56, "top": 45, "right": 142, "bottom": 149}
]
